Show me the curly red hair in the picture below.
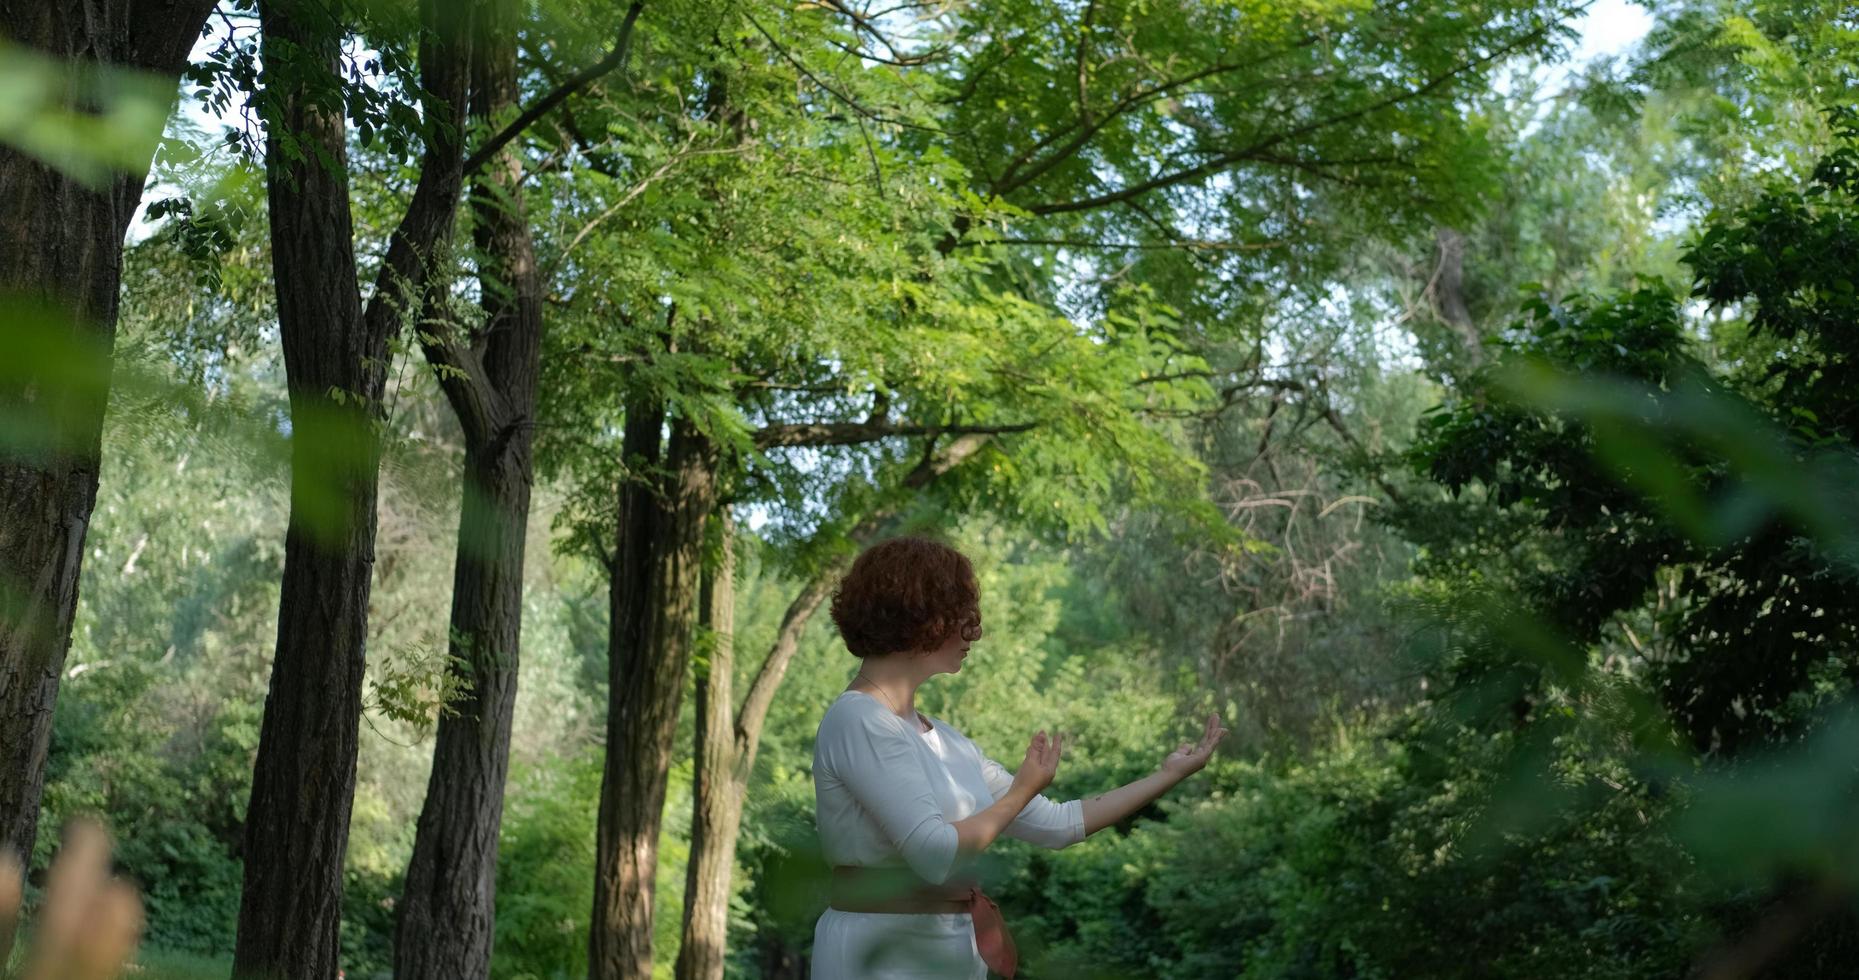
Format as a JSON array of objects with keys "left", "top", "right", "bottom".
[{"left": 830, "top": 536, "right": 982, "bottom": 658}]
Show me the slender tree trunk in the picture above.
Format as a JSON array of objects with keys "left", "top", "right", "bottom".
[
  {"left": 670, "top": 434, "right": 990, "bottom": 980},
  {"left": 0, "top": 0, "right": 215, "bottom": 870},
  {"left": 675, "top": 513, "right": 740, "bottom": 980},
  {"left": 396, "top": 0, "right": 543, "bottom": 972},
  {"left": 592, "top": 63, "right": 749, "bottom": 980},
  {"left": 674, "top": 567, "right": 831, "bottom": 980},
  {"left": 234, "top": 1, "right": 470, "bottom": 975},
  {"left": 591, "top": 405, "right": 719, "bottom": 980},
  {"left": 394, "top": 440, "right": 530, "bottom": 978},
  {"left": 1432, "top": 227, "right": 1482, "bottom": 369}
]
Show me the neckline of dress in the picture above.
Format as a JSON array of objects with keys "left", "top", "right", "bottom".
[{"left": 841, "top": 689, "right": 935, "bottom": 735}]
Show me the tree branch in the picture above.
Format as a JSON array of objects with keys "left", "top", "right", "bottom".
[
  {"left": 752, "top": 419, "right": 1034, "bottom": 449},
  {"left": 731, "top": 572, "right": 833, "bottom": 768},
  {"left": 461, "top": 0, "right": 645, "bottom": 177},
  {"left": 742, "top": 7, "right": 944, "bottom": 134},
  {"left": 1320, "top": 402, "right": 1405, "bottom": 507},
  {"left": 959, "top": 236, "right": 1288, "bottom": 252},
  {"left": 990, "top": 42, "right": 1316, "bottom": 198},
  {"left": 808, "top": 0, "right": 946, "bottom": 66},
  {"left": 415, "top": 300, "right": 503, "bottom": 447},
  {"left": 361, "top": 0, "right": 473, "bottom": 386},
  {"left": 1024, "top": 22, "right": 1554, "bottom": 216}
]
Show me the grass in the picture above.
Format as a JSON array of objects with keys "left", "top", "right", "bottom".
[{"left": 127, "top": 949, "right": 234, "bottom": 980}]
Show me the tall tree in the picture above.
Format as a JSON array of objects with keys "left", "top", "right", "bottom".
[
  {"left": 590, "top": 399, "right": 720, "bottom": 979},
  {"left": 233, "top": 0, "right": 473, "bottom": 974},
  {"left": 0, "top": 0, "right": 217, "bottom": 868},
  {"left": 394, "top": 0, "right": 643, "bottom": 975},
  {"left": 592, "top": 55, "right": 746, "bottom": 979}
]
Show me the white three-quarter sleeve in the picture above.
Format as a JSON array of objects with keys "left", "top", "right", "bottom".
[
  {"left": 976, "top": 751, "right": 1086, "bottom": 850},
  {"left": 816, "top": 701, "right": 961, "bottom": 884}
]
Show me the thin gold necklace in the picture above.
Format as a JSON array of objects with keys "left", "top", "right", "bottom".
[{"left": 855, "top": 672, "right": 913, "bottom": 724}]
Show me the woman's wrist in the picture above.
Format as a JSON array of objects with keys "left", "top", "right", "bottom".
[{"left": 1001, "top": 782, "right": 1041, "bottom": 809}]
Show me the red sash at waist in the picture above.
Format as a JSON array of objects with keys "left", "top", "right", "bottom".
[{"left": 829, "top": 865, "right": 1018, "bottom": 977}]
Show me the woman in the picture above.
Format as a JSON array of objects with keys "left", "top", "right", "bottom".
[{"left": 811, "top": 536, "right": 1229, "bottom": 979}]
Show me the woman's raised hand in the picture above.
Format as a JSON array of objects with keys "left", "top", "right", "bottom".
[
  {"left": 1010, "top": 730, "right": 1063, "bottom": 796},
  {"left": 1161, "top": 713, "right": 1230, "bottom": 779}
]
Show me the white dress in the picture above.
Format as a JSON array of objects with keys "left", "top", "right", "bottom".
[{"left": 810, "top": 690, "right": 1086, "bottom": 979}]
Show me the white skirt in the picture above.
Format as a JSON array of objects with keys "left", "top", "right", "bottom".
[{"left": 810, "top": 908, "right": 987, "bottom": 979}]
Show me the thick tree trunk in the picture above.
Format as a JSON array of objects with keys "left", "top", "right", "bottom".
[
  {"left": 234, "top": 2, "right": 470, "bottom": 976},
  {"left": 591, "top": 406, "right": 719, "bottom": 980},
  {"left": 0, "top": 0, "right": 215, "bottom": 869},
  {"left": 396, "top": 0, "right": 543, "bottom": 973},
  {"left": 231, "top": 8, "right": 376, "bottom": 965}
]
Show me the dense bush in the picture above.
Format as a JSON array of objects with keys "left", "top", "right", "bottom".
[{"left": 1002, "top": 709, "right": 1713, "bottom": 980}]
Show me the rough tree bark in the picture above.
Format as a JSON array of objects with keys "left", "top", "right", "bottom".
[
  {"left": 588, "top": 59, "right": 740, "bottom": 978},
  {"left": 392, "top": 0, "right": 540, "bottom": 974},
  {"left": 388, "top": 0, "right": 542, "bottom": 974},
  {"left": 394, "top": 2, "right": 649, "bottom": 973},
  {"left": 233, "top": 1, "right": 471, "bottom": 976},
  {"left": 675, "top": 510, "right": 748, "bottom": 980},
  {"left": 0, "top": 0, "right": 216, "bottom": 870},
  {"left": 674, "top": 541, "right": 829, "bottom": 980},
  {"left": 590, "top": 401, "right": 720, "bottom": 980},
  {"left": 671, "top": 434, "right": 993, "bottom": 980}
]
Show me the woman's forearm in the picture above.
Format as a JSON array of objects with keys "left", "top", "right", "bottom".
[
  {"left": 952, "top": 784, "right": 1038, "bottom": 855},
  {"left": 1081, "top": 768, "right": 1185, "bottom": 836}
]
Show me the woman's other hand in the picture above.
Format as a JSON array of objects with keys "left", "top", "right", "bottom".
[
  {"left": 1010, "top": 730, "right": 1062, "bottom": 796},
  {"left": 1161, "top": 713, "right": 1229, "bottom": 779},
  {"left": 0, "top": 817, "right": 144, "bottom": 980}
]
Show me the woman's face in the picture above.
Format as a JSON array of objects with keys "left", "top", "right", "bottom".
[{"left": 923, "top": 620, "right": 980, "bottom": 675}]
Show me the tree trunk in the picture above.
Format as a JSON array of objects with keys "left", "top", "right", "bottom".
[
  {"left": 234, "top": 1, "right": 470, "bottom": 975},
  {"left": 674, "top": 566, "right": 831, "bottom": 980},
  {"left": 675, "top": 513, "right": 740, "bottom": 980},
  {"left": 591, "top": 405, "right": 719, "bottom": 980},
  {"left": 396, "top": 0, "right": 543, "bottom": 973},
  {"left": 232, "top": 6, "right": 376, "bottom": 963},
  {"left": 1432, "top": 227, "right": 1483, "bottom": 369},
  {"left": 394, "top": 438, "right": 530, "bottom": 978},
  {"left": 670, "top": 434, "right": 990, "bottom": 980},
  {"left": 0, "top": 0, "right": 215, "bottom": 870}
]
